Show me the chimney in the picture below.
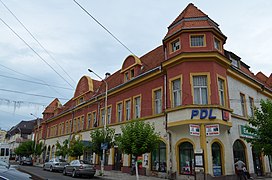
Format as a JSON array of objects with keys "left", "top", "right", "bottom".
[{"left": 105, "top": 72, "right": 111, "bottom": 79}]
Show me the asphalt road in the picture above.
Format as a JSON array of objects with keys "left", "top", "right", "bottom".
[{"left": 16, "top": 165, "right": 100, "bottom": 180}]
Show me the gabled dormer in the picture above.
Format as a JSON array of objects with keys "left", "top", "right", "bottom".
[
  {"left": 163, "top": 3, "right": 227, "bottom": 60},
  {"left": 121, "top": 55, "right": 142, "bottom": 83},
  {"left": 43, "top": 98, "right": 62, "bottom": 120}
]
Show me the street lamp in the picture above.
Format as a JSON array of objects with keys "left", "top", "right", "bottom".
[
  {"left": 88, "top": 69, "right": 108, "bottom": 176},
  {"left": 30, "top": 113, "right": 40, "bottom": 142}
]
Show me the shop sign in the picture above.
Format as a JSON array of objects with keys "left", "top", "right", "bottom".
[
  {"left": 191, "top": 109, "right": 216, "bottom": 119},
  {"left": 189, "top": 124, "right": 200, "bottom": 136},
  {"left": 239, "top": 125, "right": 256, "bottom": 139},
  {"left": 206, "top": 124, "right": 220, "bottom": 136},
  {"left": 222, "top": 110, "right": 229, "bottom": 121}
]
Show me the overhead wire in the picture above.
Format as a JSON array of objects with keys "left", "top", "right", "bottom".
[
  {"left": 0, "top": 17, "right": 75, "bottom": 90},
  {"left": 0, "top": 0, "right": 77, "bottom": 85},
  {"left": 0, "top": 74, "right": 73, "bottom": 90}
]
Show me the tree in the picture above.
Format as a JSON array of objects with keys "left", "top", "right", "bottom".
[
  {"left": 246, "top": 99, "right": 272, "bottom": 155},
  {"left": 116, "top": 120, "right": 160, "bottom": 180},
  {"left": 69, "top": 135, "right": 84, "bottom": 159},
  {"left": 90, "top": 126, "right": 115, "bottom": 155},
  {"left": 14, "top": 140, "right": 35, "bottom": 157},
  {"left": 33, "top": 141, "right": 45, "bottom": 157},
  {"left": 55, "top": 139, "right": 69, "bottom": 159}
]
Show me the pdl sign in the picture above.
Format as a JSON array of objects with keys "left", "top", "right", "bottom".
[{"left": 191, "top": 109, "right": 216, "bottom": 119}]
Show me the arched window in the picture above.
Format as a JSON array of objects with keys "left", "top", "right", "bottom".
[
  {"left": 212, "top": 142, "right": 222, "bottom": 176},
  {"left": 233, "top": 140, "right": 246, "bottom": 164},
  {"left": 179, "top": 142, "right": 194, "bottom": 175},
  {"left": 46, "top": 146, "right": 51, "bottom": 162},
  {"left": 151, "top": 141, "right": 167, "bottom": 172}
]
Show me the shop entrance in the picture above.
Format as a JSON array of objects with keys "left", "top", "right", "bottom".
[
  {"left": 252, "top": 148, "right": 263, "bottom": 176},
  {"left": 113, "top": 147, "right": 122, "bottom": 171}
]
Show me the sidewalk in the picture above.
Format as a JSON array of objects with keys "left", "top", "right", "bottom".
[{"left": 100, "top": 170, "right": 164, "bottom": 180}]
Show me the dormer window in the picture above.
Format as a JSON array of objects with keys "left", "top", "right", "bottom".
[
  {"left": 124, "top": 72, "right": 129, "bottom": 82},
  {"left": 77, "top": 97, "right": 84, "bottom": 105},
  {"left": 171, "top": 39, "right": 180, "bottom": 52},
  {"left": 130, "top": 69, "right": 135, "bottom": 79},
  {"left": 230, "top": 57, "right": 240, "bottom": 68},
  {"left": 190, "top": 34, "right": 205, "bottom": 47},
  {"left": 214, "top": 37, "right": 221, "bottom": 51}
]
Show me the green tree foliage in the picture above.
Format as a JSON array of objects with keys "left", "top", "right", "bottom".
[
  {"left": 55, "top": 139, "right": 69, "bottom": 157},
  {"left": 14, "top": 140, "right": 35, "bottom": 157},
  {"left": 90, "top": 127, "right": 115, "bottom": 155},
  {"left": 116, "top": 120, "right": 160, "bottom": 157},
  {"left": 69, "top": 135, "right": 84, "bottom": 159},
  {"left": 246, "top": 99, "right": 272, "bottom": 155},
  {"left": 33, "top": 141, "right": 45, "bottom": 157}
]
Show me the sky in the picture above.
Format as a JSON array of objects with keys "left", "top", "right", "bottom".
[{"left": 0, "top": 0, "right": 271, "bottom": 131}]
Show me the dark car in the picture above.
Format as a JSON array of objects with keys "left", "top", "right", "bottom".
[
  {"left": 0, "top": 160, "right": 31, "bottom": 180},
  {"left": 43, "top": 158, "right": 68, "bottom": 172},
  {"left": 63, "top": 160, "right": 96, "bottom": 178},
  {"left": 19, "top": 157, "right": 33, "bottom": 166}
]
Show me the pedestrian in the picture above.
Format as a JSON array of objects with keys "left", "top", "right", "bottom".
[
  {"left": 234, "top": 158, "right": 247, "bottom": 180},
  {"left": 243, "top": 167, "right": 253, "bottom": 179}
]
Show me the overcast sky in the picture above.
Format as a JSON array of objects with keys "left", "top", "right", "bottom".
[{"left": 0, "top": 0, "right": 271, "bottom": 131}]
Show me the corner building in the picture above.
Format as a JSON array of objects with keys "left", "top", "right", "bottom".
[{"left": 36, "top": 3, "right": 272, "bottom": 180}]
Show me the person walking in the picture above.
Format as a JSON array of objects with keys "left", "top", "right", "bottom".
[{"left": 235, "top": 158, "right": 247, "bottom": 180}]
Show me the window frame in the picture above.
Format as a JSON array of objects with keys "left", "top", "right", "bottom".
[
  {"left": 100, "top": 108, "right": 105, "bottom": 127},
  {"left": 107, "top": 105, "right": 112, "bottom": 124},
  {"left": 169, "top": 38, "right": 180, "bottom": 53},
  {"left": 87, "top": 113, "right": 92, "bottom": 129},
  {"left": 116, "top": 101, "right": 123, "bottom": 123},
  {"left": 169, "top": 76, "right": 182, "bottom": 108},
  {"left": 190, "top": 34, "right": 206, "bottom": 47},
  {"left": 240, "top": 93, "right": 247, "bottom": 117},
  {"left": 151, "top": 140, "right": 167, "bottom": 172},
  {"left": 190, "top": 73, "right": 211, "bottom": 105},
  {"left": 217, "top": 75, "right": 228, "bottom": 107},
  {"left": 214, "top": 37, "right": 222, "bottom": 51},
  {"left": 124, "top": 98, "right": 132, "bottom": 121},
  {"left": 249, "top": 97, "right": 254, "bottom": 117},
  {"left": 178, "top": 141, "right": 194, "bottom": 175},
  {"left": 133, "top": 95, "right": 141, "bottom": 119},
  {"left": 92, "top": 111, "right": 97, "bottom": 127},
  {"left": 152, "top": 87, "right": 163, "bottom": 115}
]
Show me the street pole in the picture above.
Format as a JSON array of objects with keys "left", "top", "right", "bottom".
[
  {"left": 30, "top": 113, "right": 40, "bottom": 163},
  {"left": 88, "top": 69, "right": 108, "bottom": 176}
]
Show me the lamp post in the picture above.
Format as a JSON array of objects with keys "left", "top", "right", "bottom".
[
  {"left": 88, "top": 69, "right": 108, "bottom": 176},
  {"left": 30, "top": 113, "right": 40, "bottom": 164}
]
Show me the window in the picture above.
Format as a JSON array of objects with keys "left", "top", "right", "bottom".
[
  {"left": 77, "top": 117, "right": 81, "bottom": 131},
  {"left": 193, "top": 75, "right": 208, "bottom": 105},
  {"left": 107, "top": 107, "right": 112, "bottom": 124},
  {"left": 233, "top": 140, "right": 246, "bottom": 164},
  {"left": 171, "top": 79, "right": 181, "bottom": 107},
  {"left": 78, "top": 97, "right": 84, "bottom": 104},
  {"left": 214, "top": 38, "right": 221, "bottom": 51},
  {"left": 218, "top": 78, "right": 225, "bottom": 106},
  {"left": 93, "top": 111, "right": 97, "bottom": 127},
  {"left": 73, "top": 119, "right": 77, "bottom": 132},
  {"left": 5, "top": 148, "right": 9, "bottom": 157},
  {"left": 240, "top": 93, "right": 247, "bottom": 117},
  {"left": 69, "top": 120, "right": 72, "bottom": 133},
  {"left": 81, "top": 116, "right": 85, "bottom": 130},
  {"left": 134, "top": 96, "right": 141, "bottom": 119},
  {"left": 117, "top": 102, "right": 123, "bottom": 122},
  {"left": 154, "top": 89, "right": 162, "bottom": 114},
  {"left": 0, "top": 148, "right": 4, "bottom": 156},
  {"left": 212, "top": 142, "right": 222, "bottom": 176},
  {"left": 87, "top": 114, "right": 91, "bottom": 129},
  {"left": 190, "top": 35, "right": 204, "bottom": 47},
  {"left": 125, "top": 99, "right": 131, "bottom": 121},
  {"left": 125, "top": 72, "right": 129, "bottom": 82},
  {"left": 171, "top": 39, "right": 180, "bottom": 52},
  {"left": 249, "top": 97, "right": 254, "bottom": 117},
  {"left": 101, "top": 109, "right": 105, "bottom": 126},
  {"left": 151, "top": 141, "right": 167, "bottom": 172},
  {"left": 131, "top": 69, "right": 135, "bottom": 79},
  {"left": 179, "top": 142, "right": 194, "bottom": 175}
]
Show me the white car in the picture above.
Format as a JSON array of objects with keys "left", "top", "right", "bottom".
[{"left": 43, "top": 158, "right": 68, "bottom": 172}]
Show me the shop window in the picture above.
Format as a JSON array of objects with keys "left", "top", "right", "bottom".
[
  {"left": 153, "top": 89, "right": 162, "bottom": 114},
  {"left": 190, "top": 35, "right": 205, "bottom": 47},
  {"left": 193, "top": 75, "right": 208, "bottom": 105},
  {"left": 171, "top": 79, "right": 181, "bottom": 107},
  {"left": 179, "top": 142, "right": 194, "bottom": 175},
  {"left": 218, "top": 78, "right": 226, "bottom": 106},
  {"left": 151, "top": 141, "right": 167, "bottom": 172},
  {"left": 233, "top": 140, "right": 246, "bottom": 164},
  {"left": 212, "top": 142, "right": 223, "bottom": 176},
  {"left": 240, "top": 93, "right": 247, "bottom": 117}
]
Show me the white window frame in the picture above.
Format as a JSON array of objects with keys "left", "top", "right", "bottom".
[
  {"left": 193, "top": 75, "right": 208, "bottom": 105},
  {"left": 172, "top": 79, "right": 181, "bottom": 107}
]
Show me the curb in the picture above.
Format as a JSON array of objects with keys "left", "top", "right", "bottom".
[{"left": 17, "top": 167, "right": 46, "bottom": 180}]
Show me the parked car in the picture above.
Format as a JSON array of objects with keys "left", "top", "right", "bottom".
[
  {"left": 43, "top": 158, "right": 68, "bottom": 172},
  {"left": 19, "top": 157, "right": 33, "bottom": 166},
  {"left": 63, "top": 160, "right": 96, "bottom": 178},
  {"left": 0, "top": 160, "right": 31, "bottom": 180}
]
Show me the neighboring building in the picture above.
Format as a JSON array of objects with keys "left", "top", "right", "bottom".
[
  {"left": 0, "top": 129, "right": 7, "bottom": 143},
  {"left": 6, "top": 119, "right": 38, "bottom": 158},
  {"left": 36, "top": 3, "right": 272, "bottom": 180}
]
